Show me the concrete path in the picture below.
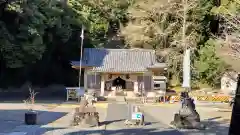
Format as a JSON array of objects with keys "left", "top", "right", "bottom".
[
  {"left": 42, "top": 105, "right": 107, "bottom": 135},
  {"left": 104, "top": 103, "right": 183, "bottom": 135},
  {"left": 43, "top": 103, "right": 182, "bottom": 135}
]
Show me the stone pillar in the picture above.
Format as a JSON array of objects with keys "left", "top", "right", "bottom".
[
  {"left": 84, "top": 69, "right": 88, "bottom": 90},
  {"left": 134, "top": 81, "right": 138, "bottom": 93},
  {"left": 100, "top": 75, "right": 105, "bottom": 96}
]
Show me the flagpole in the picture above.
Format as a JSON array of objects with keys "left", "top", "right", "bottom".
[{"left": 79, "top": 25, "right": 84, "bottom": 88}]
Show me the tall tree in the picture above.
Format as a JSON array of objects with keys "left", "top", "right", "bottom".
[
  {"left": 210, "top": 0, "right": 240, "bottom": 78},
  {"left": 0, "top": 0, "right": 131, "bottom": 87},
  {"left": 120, "top": 0, "right": 213, "bottom": 83},
  {"left": 212, "top": 0, "right": 240, "bottom": 59}
]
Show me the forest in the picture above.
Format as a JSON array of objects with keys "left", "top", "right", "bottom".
[{"left": 0, "top": 0, "right": 239, "bottom": 89}]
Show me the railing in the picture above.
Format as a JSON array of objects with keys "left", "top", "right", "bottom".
[{"left": 66, "top": 87, "right": 85, "bottom": 101}]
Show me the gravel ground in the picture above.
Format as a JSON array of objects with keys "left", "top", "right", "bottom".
[
  {"left": 0, "top": 102, "right": 232, "bottom": 135},
  {"left": 143, "top": 104, "right": 230, "bottom": 135}
]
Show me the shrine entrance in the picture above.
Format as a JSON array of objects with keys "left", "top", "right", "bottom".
[{"left": 112, "top": 76, "right": 126, "bottom": 89}]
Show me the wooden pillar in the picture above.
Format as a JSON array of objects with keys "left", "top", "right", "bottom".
[
  {"left": 134, "top": 81, "right": 138, "bottom": 93},
  {"left": 100, "top": 74, "right": 105, "bottom": 96},
  {"left": 151, "top": 75, "right": 154, "bottom": 91}
]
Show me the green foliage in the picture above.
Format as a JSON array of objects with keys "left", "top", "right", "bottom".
[
  {"left": 1, "top": 0, "right": 67, "bottom": 68},
  {"left": 121, "top": 0, "right": 218, "bottom": 87},
  {"left": 0, "top": 0, "right": 234, "bottom": 88},
  {"left": 211, "top": 0, "right": 240, "bottom": 15},
  {"left": 194, "top": 39, "right": 228, "bottom": 87},
  {"left": 0, "top": 0, "right": 131, "bottom": 87},
  {"left": 68, "top": 0, "right": 130, "bottom": 47}
]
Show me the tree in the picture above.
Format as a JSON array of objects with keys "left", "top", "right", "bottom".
[
  {"left": 212, "top": 0, "right": 240, "bottom": 59},
  {"left": 120, "top": 0, "right": 214, "bottom": 83},
  {"left": 68, "top": 0, "right": 130, "bottom": 47},
  {"left": 195, "top": 39, "right": 229, "bottom": 87},
  {"left": 0, "top": 0, "right": 131, "bottom": 87}
]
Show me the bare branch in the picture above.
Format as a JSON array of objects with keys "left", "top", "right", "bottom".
[
  {"left": 214, "top": 0, "right": 240, "bottom": 61},
  {"left": 23, "top": 85, "right": 38, "bottom": 111}
]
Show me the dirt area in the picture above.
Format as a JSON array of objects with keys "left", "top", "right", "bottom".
[{"left": 0, "top": 103, "right": 70, "bottom": 134}]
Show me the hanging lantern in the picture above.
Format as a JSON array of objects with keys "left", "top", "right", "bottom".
[
  {"left": 108, "top": 74, "right": 112, "bottom": 79},
  {"left": 126, "top": 74, "right": 130, "bottom": 79}
]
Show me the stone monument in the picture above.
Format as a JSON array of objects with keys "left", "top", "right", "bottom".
[
  {"left": 170, "top": 92, "right": 205, "bottom": 129},
  {"left": 124, "top": 105, "right": 145, "bottom": 126}
]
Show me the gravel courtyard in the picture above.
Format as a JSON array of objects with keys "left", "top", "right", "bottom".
[{"left": 0, "top": 102, "right": 231, "bottom": 135}]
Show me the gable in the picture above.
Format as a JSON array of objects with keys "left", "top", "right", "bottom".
[{"left": 72, "top": 48, "right": 166, "bottom": 72}]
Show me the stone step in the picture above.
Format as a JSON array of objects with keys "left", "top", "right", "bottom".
[{"left": 116, "top": 96, "right": 126, "bottom": 102}]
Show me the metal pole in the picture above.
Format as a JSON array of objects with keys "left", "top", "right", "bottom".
[
  {"left": 142, "top": 73, "right": 145, "bottom": 103},
  {"left": 79, "top": 26, "right": 84, "bottom": 88}
]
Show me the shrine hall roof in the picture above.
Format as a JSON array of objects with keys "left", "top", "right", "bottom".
[{"left": 71, "top": 48, "right": 167, "bottom": 72}]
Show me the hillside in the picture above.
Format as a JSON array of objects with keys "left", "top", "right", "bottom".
[{"left": 0, "top": 0, "right": 239, "bottom": 88}]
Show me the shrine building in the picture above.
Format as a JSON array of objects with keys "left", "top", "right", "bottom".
[{"left": 70, "top": 48, "right": 167, "bottom": 98}]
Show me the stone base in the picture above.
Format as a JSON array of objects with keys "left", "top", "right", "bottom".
[
  {"left": 73, "top": 114, "right": 99, "bottom": 127},
  {"left": 170, "top": 114, "right": 205, "bottom": 130},
  {"left": 124, "top": 119, "right": 145, "bottom": 126},
  {"left": 72, "top": 106, "right": 100, "bottom": 127},
  {"left": 79, "top": 115, "right": 100, "bottom": 127}
]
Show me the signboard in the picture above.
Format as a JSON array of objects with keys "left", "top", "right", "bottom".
[{"left": 131, "top": 112, "right": 143, "bottom": 120}]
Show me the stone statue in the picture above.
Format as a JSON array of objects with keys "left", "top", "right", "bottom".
[
  {"left": 84, "top": 91, "right": 97, "bottom": 106},
  {"left": 72, "top": 98, "right": 99, "bottom": 127},
  {"left": 170, "top": 92, "right": 205, "bottom": 130}
]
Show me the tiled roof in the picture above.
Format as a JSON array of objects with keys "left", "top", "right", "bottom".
[{"left": 71, "top": 48, "right": 166, "bottom": 72}]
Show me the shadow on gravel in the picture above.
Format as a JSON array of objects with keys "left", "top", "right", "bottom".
[
  {"left": 0, "top": 109, "right": 67, "bottom": 133},
  {"left": 65, "top": 128, "right": 182, "bottom": 135},
  {"left": 178, "top": 119, "right": 229, "bottom": 135},
  {"left": 101, "top": 119, "right": 159, "bottom": 126},
  {"left": 101, "top": 119, "right": 125, "bottom": 125}
]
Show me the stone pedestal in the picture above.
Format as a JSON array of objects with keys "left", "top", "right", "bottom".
[{"left": 170, "top": 96, "right": 205, "bottom": 130}]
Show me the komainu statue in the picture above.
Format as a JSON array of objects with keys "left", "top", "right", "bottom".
[
  {"left": 85, "top": 90, "right": 97, "bottom": 104},
  {"left": 72, "top": 95, "right": 99, "bottom": 127},
  {"left": 170, "top": 92, "right": 205, "bottom": 130}
]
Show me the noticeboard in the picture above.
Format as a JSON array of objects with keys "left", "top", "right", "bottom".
[{"left": 131, "top": 112, "right": 143, "bottom": 120}]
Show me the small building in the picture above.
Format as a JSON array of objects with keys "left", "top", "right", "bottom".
[{"left": 71, "top": 48, "right": 167, "bottom": 98}]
